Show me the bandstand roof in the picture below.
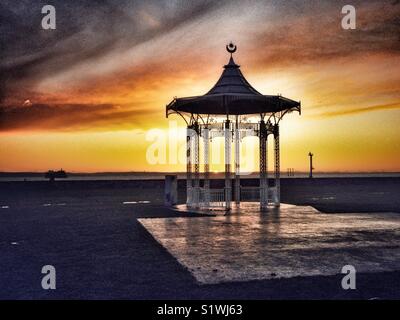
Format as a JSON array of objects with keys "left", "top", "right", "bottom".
[{"left": 166, "top": 46, "right": 301, "bottom": 117}]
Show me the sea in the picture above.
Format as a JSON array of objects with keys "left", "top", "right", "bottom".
[{"left": 0, "top": 172, "right": 399, "bottom": 182}]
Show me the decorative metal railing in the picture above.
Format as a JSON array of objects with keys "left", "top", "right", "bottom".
[
  {"left": 188, "top": 185, "right": 279, "bottom": 209},
  {"left": 199, "top": 188, "right": 225, "bottom": 208},
  {"left": 240, "top": 186, "right": 278, "bottom": 203},
  {"left": 240, "top": 186, "right": 260, "bottom": 201}
]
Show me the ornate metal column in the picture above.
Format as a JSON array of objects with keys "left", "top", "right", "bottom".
[
  {"left": 186, "top": 126, "right": 193, "bottom": 206},
  {"left": 274, "top": 124, "right": 280, "bottom": 207},
  {"left": 193, "top": 122, "right": 200, "bottom": 208},
  {"left": 224, "top": 119, "right": 232, "bottom": 210},
  {"left": 203, "top": 126, "right": 210, "bottom": 206},
  {"left": 259, "top": 120, "right": 268, "bottom": 210},
  {"left": 234, "top": 116, "right": 240, "bottom": 206}
]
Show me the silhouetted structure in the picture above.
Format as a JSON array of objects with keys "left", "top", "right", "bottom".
[
  {"left": 166, "top": 43, "right": 301, "bottom": 211},
  {"left": 45, "top": 169, "right": 67, "bottom": 182},
  {"left": 308, "top": 152, "right": 314, "bottom": 178}
]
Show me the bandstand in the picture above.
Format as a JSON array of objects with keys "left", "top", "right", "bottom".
[{"left": 166, "top": 43, "right": 301, "bottom": 211}]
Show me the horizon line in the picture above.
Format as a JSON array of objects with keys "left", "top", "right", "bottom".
[{"left": 1, "top": 171, "right": 400, "bottom": 175}]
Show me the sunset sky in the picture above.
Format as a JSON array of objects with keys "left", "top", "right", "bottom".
[{"left": 1, "top": 0, "right": 399, "bottom": 173}]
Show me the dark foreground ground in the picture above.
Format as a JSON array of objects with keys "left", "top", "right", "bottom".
[{"left": 0, "top": 177, "right": 399, "bottom": 299}]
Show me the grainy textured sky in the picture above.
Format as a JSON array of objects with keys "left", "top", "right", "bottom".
[{"left": 0, "top": 0, "right": 399, "bottom": 172}]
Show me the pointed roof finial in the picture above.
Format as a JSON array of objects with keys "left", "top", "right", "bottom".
[{"left": 226, "top": 42, "right": 237, "bottom": 57}]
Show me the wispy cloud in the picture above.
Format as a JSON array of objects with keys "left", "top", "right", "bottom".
[
  {"left": 0, "top": 103, "right": 159, "bottom": 132},
  {"left": 315, "top": 102, "right": 400, "bottom": 117}
]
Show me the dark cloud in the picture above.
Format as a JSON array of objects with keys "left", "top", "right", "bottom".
[
  {"left": 247, "top": 0, "right": 400, "bottom": 67},
  {"left": 0, "top": 103, "right": 157, "bottom": 131},
  {"left": 0, "top": 0, "right": 222, "bottom": 102},
  {"left": 2, "top": 0, "right": 398, "bottom": 88}
]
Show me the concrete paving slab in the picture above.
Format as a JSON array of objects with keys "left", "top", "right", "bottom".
[{"left": 138, "top": 204, "right": 400, "bottom": 284}]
